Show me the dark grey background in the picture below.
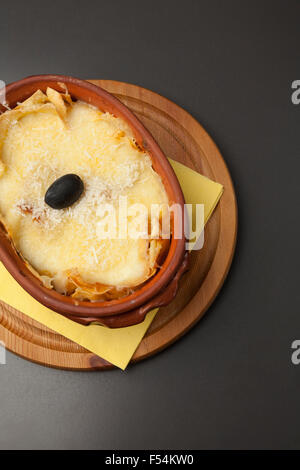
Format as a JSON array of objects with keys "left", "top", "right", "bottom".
[{"left": 0, "top": 0, "right": 299, "bottom": 450}]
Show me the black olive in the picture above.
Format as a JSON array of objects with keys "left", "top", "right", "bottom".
[{"left": 45, "top": 174, "right": 84, "bottom": 209}]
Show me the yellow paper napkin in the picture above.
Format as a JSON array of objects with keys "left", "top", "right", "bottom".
[{"left": 0, "top": 160, "right": 223, "bottom": 370}]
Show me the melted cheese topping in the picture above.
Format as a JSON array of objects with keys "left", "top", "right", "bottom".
[{"left": 0, "top": 88, "right": 169, "bottom": 300}]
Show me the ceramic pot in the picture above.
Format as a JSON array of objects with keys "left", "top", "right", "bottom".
[{"left": 0, "top": 75, "right": 188, "bottom": 327}]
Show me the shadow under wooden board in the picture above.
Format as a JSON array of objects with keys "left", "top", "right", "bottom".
[{"left": 0, "top": 80, "right": 237, "bottom": 370}]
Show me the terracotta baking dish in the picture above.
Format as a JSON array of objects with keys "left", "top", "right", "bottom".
[{"left": 0, "top": 75, "right": 188, "bottom": 328}]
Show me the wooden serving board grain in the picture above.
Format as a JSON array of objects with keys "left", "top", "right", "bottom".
[{"left": 0, "top": 80, "right": 237, "bottom": 370}]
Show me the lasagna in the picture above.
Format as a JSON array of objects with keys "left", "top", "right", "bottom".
[{"left": 0, "top": 88, "right": 169, "bottom": 301}]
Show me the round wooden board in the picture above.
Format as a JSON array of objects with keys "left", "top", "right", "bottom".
[{"left": 0, "top": 80, "right": 237, "bottom": 370}]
